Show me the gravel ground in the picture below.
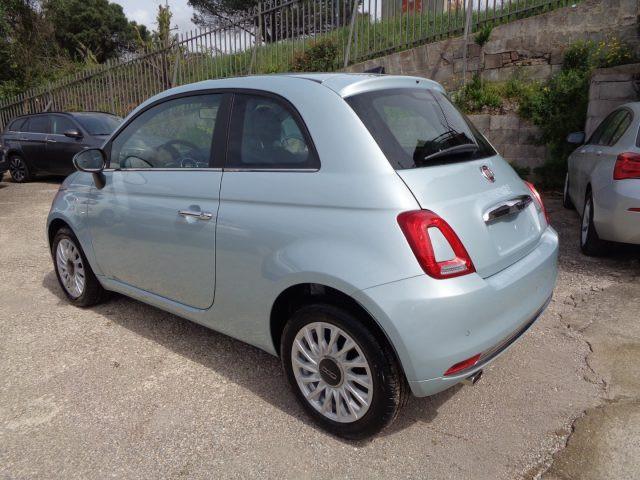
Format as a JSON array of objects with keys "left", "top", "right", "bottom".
[{"left": 0, "top": 175, "right": 638, "bottom": 479}]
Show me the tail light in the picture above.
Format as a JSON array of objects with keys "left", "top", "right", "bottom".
[
  {"left": 613, "top": 152, "right": 640, "bottom": 180},
  {"left": 524, "top": 181, "right": 549, "bottom": 225},
  {"left": 397, "top": 210, "right": 475, "bottom": 279}
]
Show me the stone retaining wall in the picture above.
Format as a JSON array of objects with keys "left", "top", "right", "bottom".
[
  {"left": 345, "top": 0, "right": 639, "bottom": 91},
  {"left": 468, "top": 113, "right": 545, "bottom": 171}
]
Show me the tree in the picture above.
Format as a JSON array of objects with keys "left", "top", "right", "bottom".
[
  {"left": 188, "top": 0, "right": 358, "bottom": 44},
  {"left": 0, "top": 0, "right": 63, "bottom": 97},
  {"left": 189, "top": 0, "right": 258, "bottom": 28},
  {"left": 43, "top": 0, "right": 147, "bottom": 62}
]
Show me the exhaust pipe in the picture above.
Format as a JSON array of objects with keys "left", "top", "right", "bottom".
[{"left": 462, "top": 370, "right": 483, "bottom": 386}]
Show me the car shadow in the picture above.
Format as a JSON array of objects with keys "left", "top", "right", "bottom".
[
  {"left": 42, "top": 270, "right": 458, "bottom": 444},
  {"left": 31, "top": 175, "right": 66, "bottom": 185}
]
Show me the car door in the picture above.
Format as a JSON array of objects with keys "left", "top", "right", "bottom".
[
  {"left": 572, "top": 110, "right": 624, "bottom": 211},
  {"left": 88, "top": 93, "right": 230, "bottom": 309},
  {"left": 592, "top": 109, "right": 632, "bottom": 176},
  {"left": 47, "top": 115, "right": 86, "bottom": 175},
  {"left": 22, "top": 115, "right": 51, "bottom": 171}
]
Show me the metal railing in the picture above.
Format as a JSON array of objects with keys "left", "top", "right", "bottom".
[{"left": 0, "top": 0, "right": 572, "bottom": 127}]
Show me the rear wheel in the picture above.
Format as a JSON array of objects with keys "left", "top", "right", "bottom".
[
  {"left": 52, "top": 227, "right": 108, "bottom": 306},
  {"left": 281, "top": 303, "right": 408, "bottom": 439},
  {"left": 580, "top": 192, "right": 606, "bottom": 256},
  {"left": 8, "top": 155, "right": 32, "bottom": 183},
  {"left": 563, "top": 173, "right": 574, "bottom": 209}
]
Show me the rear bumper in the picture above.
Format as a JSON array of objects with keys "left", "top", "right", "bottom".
[
  {"left": 353, "top": 227, "right": 558, "bottom": 397},
  {"left": 594, "top": 180, "right": 640, "bottom": 245},
  {"left": 0, "top": 150, "right": 7, "bottom": 173}
]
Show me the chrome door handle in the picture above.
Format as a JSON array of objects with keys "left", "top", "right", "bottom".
[
  {"left": 178, "top": 209, "right": 213, "bottom": 221},
  {"left": 19, "top": 137, "right": 28, "bottom": 141},
  {"left": 596, "top": 150, "right": 603, "bottom": 156},
  {"left": 47, "top": 139, "right": 57, "bottom": 143},
  {"left": 483, "top": 195, "right": 533, "bottom": 223}
]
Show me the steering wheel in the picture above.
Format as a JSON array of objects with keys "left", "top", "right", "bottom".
[
  {"left": 157, "top": 139, "right": 206, "bottom": 168},
  {"left": 121, "top": 155, "right": 153, "bottom": 169}
]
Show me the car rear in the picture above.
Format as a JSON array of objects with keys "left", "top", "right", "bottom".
[
  {"left": 595, "top": 147, "right": 640, "bottom": 245},
  {"left": 343, "top": 80, "right": 558, "bottom": 396}
]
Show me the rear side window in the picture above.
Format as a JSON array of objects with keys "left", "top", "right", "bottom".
[
  {"left": 227, "top": 94, "right": 318, "bottom": 170},
  {"left": 608, "top": 111, "right": 632, "bottom": 146},
  {"left": 589, "top": 109, "right": 626, "bottom": 146},
  {"left": 346, "top": 88, "right": 495, "bottom": 169},
  {"left": 27, "top": 115, "right": 51, "bottom": 134}
]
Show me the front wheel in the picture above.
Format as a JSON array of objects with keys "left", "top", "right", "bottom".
[
  {"left": 580, "top": 192, "right": 606, "bottom": 256},
  {"left": 281, "top": 304, "right": 408, "bottom": 439},
  {"left": 52, "top": 227, "right": 108, "bottom": 306}
]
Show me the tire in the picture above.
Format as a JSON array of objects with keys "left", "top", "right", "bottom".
[
  {"left": 281, "top": 303, "right": 408, "bottom": 439},
  {"left": 52, "top": 227, "right": 108, "bottom": 307},
  {"left": 8, "top": 155, "right": 32, "bottom": 183},
  {"left": 580, "top": 192, "right": 606, "bottom": 256},
  {"left": 563, "top": 173, "right": 574, "bottom": 209}
]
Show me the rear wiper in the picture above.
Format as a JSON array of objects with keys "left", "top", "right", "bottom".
[{"left": 421, "top": 143, "right": 479, "bottom": 163}]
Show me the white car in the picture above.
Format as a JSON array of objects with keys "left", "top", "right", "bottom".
[{"left": 565, "top": 102, "right": 640, "bottom": 255}]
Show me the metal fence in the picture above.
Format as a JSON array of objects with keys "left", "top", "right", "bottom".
[{"left": 0, "top": 0, "right": 572, "bottom": 127}]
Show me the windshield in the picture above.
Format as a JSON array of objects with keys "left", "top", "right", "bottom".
[
  {"left": 73, "top": 113, "right": 122, "bottom": 135},
  {"left": 346, "top": 88, "right": 495, "bottom": 169}
]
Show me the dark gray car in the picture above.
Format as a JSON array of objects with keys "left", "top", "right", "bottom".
[{"left": 0, "top": 112, "right": 121, "bottom": 182}]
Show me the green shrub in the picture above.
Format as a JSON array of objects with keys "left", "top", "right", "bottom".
[
  {"left": 291, "top": 38, "right": 339, "bottom": 72},
  {"left": 452, "top": 74, "right": 502, "bottom": 113},
  {"left": 474, "top": 25, "right": 493, "bottom": 47}
]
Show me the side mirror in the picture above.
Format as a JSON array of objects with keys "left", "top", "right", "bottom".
[
  {"left": 566, "top": 131, "right": 585, "bottom": 145},
  {"left": 73, "top": 148, "right": 107, "bottom": 189},
  {"left": 73, "top": 148, "right": 106, "bottom": 172},
  {"left": 64, "top": 129, "right": 83, "bottom": 139}
]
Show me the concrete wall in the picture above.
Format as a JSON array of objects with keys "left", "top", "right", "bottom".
[
  {"left": 346, "top": 0, "right": 639, "bottom": 91},
  {"left": 585, "top": 63, "right": 640, "bottom": 137},
  {"left": 468, "top": 113, "right": 545, "bottom": 171}
]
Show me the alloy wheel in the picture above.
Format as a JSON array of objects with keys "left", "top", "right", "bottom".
[
  {"left": 56, "top": 238, "right": 86, "bottom": 298},
  {"left": 9, "top": 157, "right": 27, "bottom": 182},
  {"left": 291, "top": 322, "right": 373, "bottom": 423}
]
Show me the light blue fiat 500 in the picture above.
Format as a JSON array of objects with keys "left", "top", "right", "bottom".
[{"left": 47, "top": 74, "right": 558, "bottom": 438}]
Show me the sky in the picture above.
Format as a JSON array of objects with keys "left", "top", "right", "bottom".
[{"left": 113, "top": 0, "right": 199, "bottom": 35}]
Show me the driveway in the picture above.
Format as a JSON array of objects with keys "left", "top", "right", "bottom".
[{"left": 1, "top": 176, "right": 638, "bottom": 479}]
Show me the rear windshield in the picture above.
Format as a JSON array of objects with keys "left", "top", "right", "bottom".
[
  {"left": 346, "top": 88, "right": 495, "bottom": 169},
  {"left": 73, "top": 113, "right": 122, "bottom": 135}
]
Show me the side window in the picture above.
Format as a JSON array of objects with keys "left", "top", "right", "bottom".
[
  {"left": 608, "top": 111, "right": 632, "bottom": 146},
  {"left": 51, "top": 116, "right": 77, "bottom": 135},
  {"left": 8, "top": 118, "right": 26, "bottom": 132},
  {"left": 597, "top": 110, "right": 627, "bottom": 146},
  {"left": 227, "top": 94, "right": 318, "bottom": 169},
  {"left": 110, "top": 94, "right": 222, "bottom": 169},
  {"left": 27, "top": 115, "right": 51, "bottom": 134}
]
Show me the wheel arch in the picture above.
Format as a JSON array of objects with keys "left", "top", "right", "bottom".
[
  {"left": 48, "top": 217, "right": 72, "bottom": 249},
  {"left": 269, "top": 282, "right": 406, "bottom": 379}
]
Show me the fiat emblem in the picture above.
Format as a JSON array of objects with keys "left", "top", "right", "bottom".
[{"left": 480, "top": 165, "right": 495, "bottom": 183}]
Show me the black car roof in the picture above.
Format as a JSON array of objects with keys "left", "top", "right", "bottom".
[{"left": 11, "top": 111, "right": 118, "bottom": 120}]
